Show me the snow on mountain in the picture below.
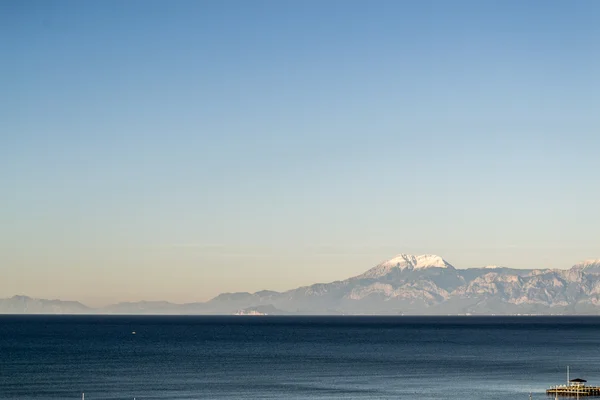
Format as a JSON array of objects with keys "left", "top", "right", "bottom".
[
  {"left": 358, "top": 254, "right": 454, "bottom": 279},
  {"left": 381, "top": 254, "right": 453, "bottom": 269},
  {"left": 574, "top": 259, "right": 600, "bottom": 267},
  {"left": 572, "top": 259, "right": 600, "bottom": 274}
]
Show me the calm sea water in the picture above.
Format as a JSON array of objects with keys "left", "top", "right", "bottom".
[{"left": 1, "top": 316, "right": 599, "bottom": 400}]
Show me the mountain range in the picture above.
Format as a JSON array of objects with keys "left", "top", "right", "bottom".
[{"left": 3, "top": 254, "right": 600, "bottom": 315}]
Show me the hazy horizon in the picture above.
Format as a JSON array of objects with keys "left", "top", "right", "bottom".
[
  {"left": 3, "top": 252, "right": 599, "bottom": 307},
  {"left": 2, "top": 1, "right": 599, "bottom": 306}
]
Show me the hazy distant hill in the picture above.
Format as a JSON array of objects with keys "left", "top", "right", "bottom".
[
  {"left": 3, "top": 255, "right": 600, "bottom": 315},
  {"left": 0, "top": 295, "right": 91, "bottom": 314}
]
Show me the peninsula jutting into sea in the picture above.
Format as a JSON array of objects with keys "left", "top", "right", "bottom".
[{"left": 3, "top": 254, "right": 600, "bottom": 315}]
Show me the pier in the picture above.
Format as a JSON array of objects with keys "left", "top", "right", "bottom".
[
  {"left": 547, "top": 368, "right": 600, "bottom": 397},
  {"left": 546, "top": 385, "right": 600, "bottom": 397}
]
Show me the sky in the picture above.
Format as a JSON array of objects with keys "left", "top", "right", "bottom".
[{"left": 1, "top": 0, "right": 599, "bottom": 306}]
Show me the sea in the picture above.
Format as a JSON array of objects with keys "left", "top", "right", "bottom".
[{"left": 1, "top": 316, "right": 599, "bottom": 400}]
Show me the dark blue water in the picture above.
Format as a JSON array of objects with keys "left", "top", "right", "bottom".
[{"left": 1, "top": 316, "right": 599, "bottom": 400}]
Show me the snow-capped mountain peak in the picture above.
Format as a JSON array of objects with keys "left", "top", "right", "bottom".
[
  {"left": 380, "top": 254, "right": 453, "bottom": 269},
  {"left": 575, "top": 259, "right": 600, "bottom": 267},
  {"left": 572, "top": 259, "right": 600, "bottom": 274},
  {"left": 378, "top": 254, "right": 414, "bottom": 269},
  {"left": 358, "top": 254, "right": 455, "bottom": 279},
  {"left": 413, "top": 254, "right": 454, "bottom": 269}
]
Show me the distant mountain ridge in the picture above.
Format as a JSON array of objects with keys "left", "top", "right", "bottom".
[
  {"left": 0, "top": 295, "right": 91, "bottom": 314},
  {"left": 3, "top": 254, "right": 600, "bottom": 315}
]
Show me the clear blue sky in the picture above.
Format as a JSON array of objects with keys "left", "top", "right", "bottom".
[{"left": 1, "top": 0, "right": 599, "bottom": 305}]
